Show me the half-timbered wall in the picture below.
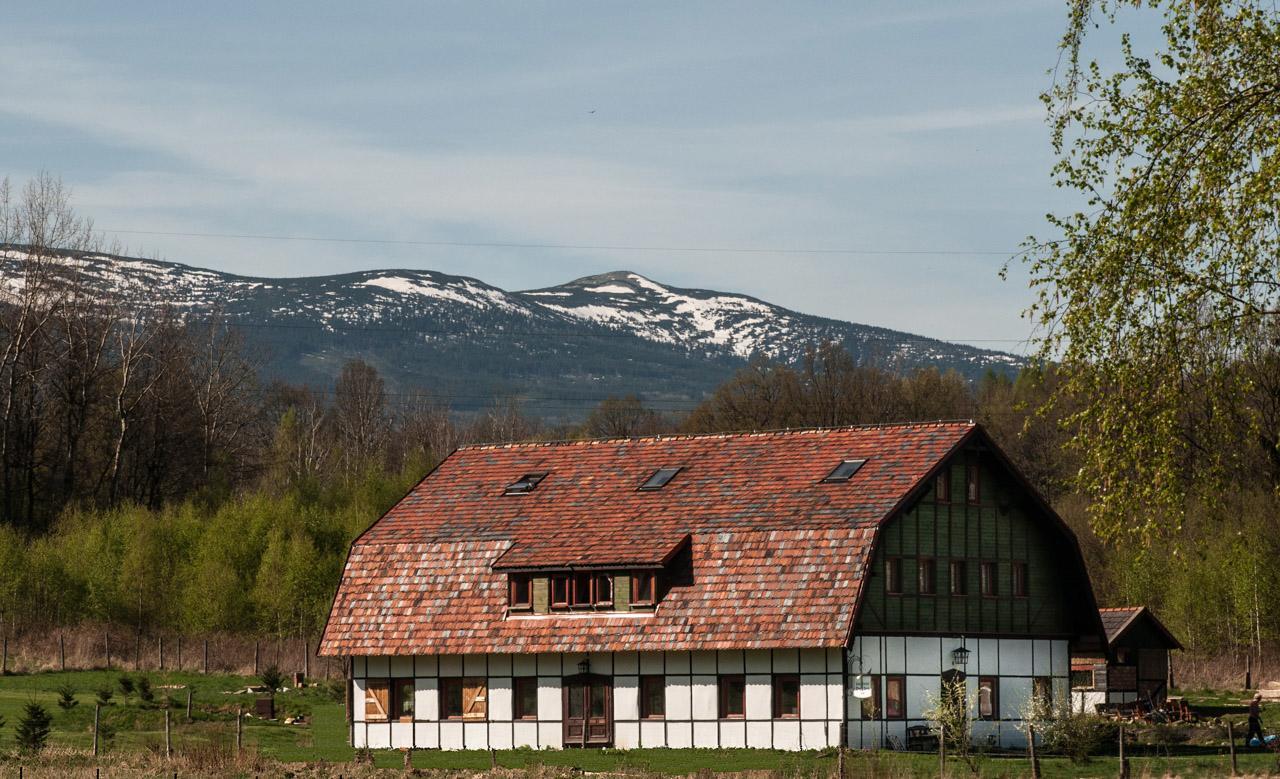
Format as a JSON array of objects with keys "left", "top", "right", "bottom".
[
  {"left": 856, "top": 450, "right": 1073, "bottom": 636},
  {"left": 847, "top": 635, "right": 1070, "bottom": 749},
  {"left": 351, "top": 649, "right": 844, "bottom": 750}
]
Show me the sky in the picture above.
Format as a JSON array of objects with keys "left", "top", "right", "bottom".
[{"left": 1, "top": 1, "right": 1103, "bottom": 353}]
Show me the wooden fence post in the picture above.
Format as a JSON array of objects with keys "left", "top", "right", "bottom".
[
  {"left": 134, "top": 631, "right": 140, "bottom": 671},
  {"left": 1228, "top": 720, "right": 1238, "bottom": 776},
  {"left": 203, "top": 639, "right": 209, "bottom": 674},
  {"left": 104, "top": 628, "right": 110, "bottom": 670},
  {"left": 254, "top": 640, "right": 259, "bottom": 676},
  {"left": 1028, "top": 724, "right": 1040, "bottom": 779},
  {"left": 59, "top": 632, "right": 66, "bottom": 671},
  {"left": 236, "top": 705, "right": 243, "bottom": 751},
  {"left": 1247, "top": 655, "right": 1253, "bottom": 692},
  {"left": 1119, "top": 723, "right": 1129, "bottom": 779},
  {"left": 176, "top": 636, "right": 182, "bottom": 671},
  {"left": 164, "top": 707, "right": 172, "bottom": 758},
  {"left": 939, "top": 720, "right": 946, "bottom": 778},
  {"left": 158, "top": 635, "right": 164, "bottom": 671},
  {"left": 93, "top": 703, "right": 100, "bottom": 756},
  {"left": 186, "top": 687, "right": 193, "bottom": 721},
  {"left": 304, "top": 637, "right": 310, "bottom": 680}
]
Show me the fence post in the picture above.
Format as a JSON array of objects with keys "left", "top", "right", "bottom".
[
  {"left": 159, "top": 635, "right": 164, "bottom": 671},
  {"left": 1028, "top": 723, "right": 1040, "bottom": 778},
  {"left": 304, "top": 637, "right": 310, "bottom": 680},
  {"left": 1228, "top": 720, "right": 1238, "bottom": 776},
  {"left": 1119, "top": 723, "right": 1129, "bottom": 779},
  {"left": 134, "top": 631, "right": 140, "bottom": 671},
  {"left": 254, "top": 640, "right": 259, "bottom": 676},
  {"left": 104, "top": 628, "right": 110, "bottom": 670},
  {"left": 236, "top": 704, "right": 243, "bottom": 752},
  {"left": 939, "top": 720, "right": 946, "bottom": 778},
  {"left": 60, "top": 632, "right": 66, "bottom": 671},
  {"left": 203, "top": 639, "right": 209, "bottom": 674},
  {"left": 164, "top": 707, "right": 172, "bottom": 758},
  {"left": 186, "top": 687, "right": 193, "bottom": 721},
  {"left": 93, "top": 703, "right": 100, "bottom": 756},
  {"left": 176, "top": 636, "right": 182, "bottom": 671},
  {"left": 1, "top": 611, "right": 8, "bottom": 675},
  {"left": 1247, "top": 655, "right": 1253, "bottom": 692}
]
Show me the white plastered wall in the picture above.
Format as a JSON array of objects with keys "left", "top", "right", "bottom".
[{"left": 351, "top": 648, "right": 844, "bottom": 750}]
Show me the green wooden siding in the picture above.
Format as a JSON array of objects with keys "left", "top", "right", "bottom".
[{"left": 856, "top": 449, "right": 1072, "bottom": 636}]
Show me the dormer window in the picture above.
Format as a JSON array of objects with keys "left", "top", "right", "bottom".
[
  {"left": 509, "top": 574, "right": 532, "bottom": 609},
  {"left": 822, "top": 459, "right": 866, "bottom": 483},
  {"left": 640, "top": 467, "right": 682, "bottom": 491},
  {"left": 504, "top": 472, "right": 547, "bottom": 495},
  {"left": 631, "top": 571, "right": 657, "bottom": 606}
]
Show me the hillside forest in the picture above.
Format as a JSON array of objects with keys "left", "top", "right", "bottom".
[{"left": 0, "top": 174, "right": 1275, "bottom": 685}]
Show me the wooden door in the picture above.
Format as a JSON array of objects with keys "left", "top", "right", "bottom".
[{"left": 563, "top": 674, "right": 612, "bottom": 747}]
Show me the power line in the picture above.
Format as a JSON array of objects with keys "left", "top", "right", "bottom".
[{"left": 104, "top": 227, "right": 1022, "bottom": 257}]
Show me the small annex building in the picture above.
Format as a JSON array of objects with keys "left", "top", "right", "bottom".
[
  {"left": 319, "top": 421, "right": 1106, "bottom": 751},
  {"left": 1071, "top": 606, "right": 1182, "bottom": 713}
]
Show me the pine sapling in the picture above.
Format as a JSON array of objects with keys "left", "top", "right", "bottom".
[
  {"left": 136, "top": 675, "right": 154, "bottom": 704},
  {"left": 118, "top": 674, "right": 134, "bottom": 697},
  {"left": 15, "top": 701, "right": 52, "bottom": 752},
  {"left": 56, "top": 683, "right": 78, "bottom": 710},
  {"left": 96, "top": 686, "right": 114, "bottom": 705}
]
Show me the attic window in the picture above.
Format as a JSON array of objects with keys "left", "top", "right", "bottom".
[
  {"left": 504, "top": 472, "right": 547, "bottom": 495},
  {"left": 822, "top": 459, "right": 867, "bottom": 483},
  {"left": 640, "top": 467, "right": 682, "bottom": 491}
]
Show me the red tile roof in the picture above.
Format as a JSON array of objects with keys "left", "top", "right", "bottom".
[
  {"left": 320, "top": 421, "right": 977, "bottom": 656},
  {"left": 1098, "top": 606, "right": 1182, "bottom": 649}
]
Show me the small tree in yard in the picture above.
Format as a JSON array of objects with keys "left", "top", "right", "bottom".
[
  {"left": 118, "top": 674, "right": 134, "bottom": 697},
  {"left": 261, "top": 665, "right": 284, "bottom": 694},
  {"left": 56, "top": 683, "right": 78, "bottom": 710},
  {"left": 96, "top": 686, "right": 113, "bottom": 705},
  {"left": 136, "top": 675, "right": 154, "bottom": 704},
  {"left": 924, "top": 675, "right": 978, "bottom": 773},
  {"left": 15, "top": 701, "right": 52, "bottom": 752},
  {"left": 1020, "top": 694, "right": 1111, "bottom": 764}
]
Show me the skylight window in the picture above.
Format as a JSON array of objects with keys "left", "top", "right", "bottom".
[
  {"left": 639, "top": 467, "right": 682, "bottom": 491},
  {"left": 504, "top": 472, "right": 547, "bottom": 495},
  {"left": 822, "top": 459, "right": 867, "bottom": 483}
]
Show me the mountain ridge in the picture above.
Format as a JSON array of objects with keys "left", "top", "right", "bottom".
[{"left": 0, "top": 247, "right": 1023, "bottom": 419}]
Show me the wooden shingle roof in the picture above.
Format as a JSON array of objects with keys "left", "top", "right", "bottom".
[{"left": 319, "top": 421, "right": 977, "bottom": 656}]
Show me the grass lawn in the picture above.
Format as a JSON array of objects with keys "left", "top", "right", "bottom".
[{"left": 1, "top": 671, "right": 1278, "bottom": 776}]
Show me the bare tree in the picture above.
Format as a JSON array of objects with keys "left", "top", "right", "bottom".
[{"left": 332, "top": 359, "right": 387, "bottom": 476}]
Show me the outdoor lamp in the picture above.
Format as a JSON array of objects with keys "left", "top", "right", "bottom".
[{"left": 951, "top": 644, "right": 971, "bottom": 669}]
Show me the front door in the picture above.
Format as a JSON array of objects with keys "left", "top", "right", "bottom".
[{"left": 563, "top": 673, "right": 612, "bottom": 747}]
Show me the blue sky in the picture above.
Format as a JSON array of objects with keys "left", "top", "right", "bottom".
[{"left": 2, "top": 1, "right": 1100, "bottom": 352}]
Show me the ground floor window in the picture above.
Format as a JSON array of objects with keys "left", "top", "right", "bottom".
[
  {"left": 718, "top": 675, "right": 746, "bottom": 719},
  {"left": 1033, "top": 676, "right": 1053, "bottom": 709},
  {"left": 978, "top": 676, "right": 998, "bottom": 719},
  {"left": 885, "top": 675, "right": 906, "bottom": 720},
  {"left": 364, "top": 678, "right": 414, "bottom": 722},
  {"left": 858, "top": 675, "right": 881, "bottom": 719},
  {"left": 771, "top": 674, "right": 800, "bottom": 719},
  {"left": 441, "top": 677, "right": 488, "bottom": 720},
  {"left": 514, "top": 676, "right": 538, "bottom": 719},
  {"left": 640, "top": 675, "right": 665, "bottom": 719}
]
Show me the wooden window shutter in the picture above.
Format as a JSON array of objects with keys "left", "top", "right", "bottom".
[
  {"left": 462, "top": 678, "right": 487, "bottom": 720},
  {"left": 365, "top": 679, "right": 390, "bottom": 721}
]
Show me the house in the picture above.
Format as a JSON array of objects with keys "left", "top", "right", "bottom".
[
  {"left": 1071, "top": 606, "right": 1182, "bottom": 713},
  {"left": 318, "top": 421, "right": 1106, "bottom": 751}
]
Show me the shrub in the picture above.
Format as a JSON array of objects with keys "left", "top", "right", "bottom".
[
  {"left": 1024, "top": 698, "right": 1112, "bottom": 764},
  {"left": 118, "top": 675, "right": 134, "bottom": 696},
  {"left": 260, "top": 665, "right": 284, "bottom": 693},
  {"left": 136, "top": 676, "right": 154, "bottom": 703},
  {"left": 96, "top": 687, "right": 114, "bottom": 705},
  {"left": 56, "top": 683, "right": 78, "bottom": 711},
  {"left": 15, "top": 701, "right": 52, "bottom": 752}
]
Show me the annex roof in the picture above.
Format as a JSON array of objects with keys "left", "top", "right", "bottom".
[
  {"left": 319, "top": 421, "right": 979, "bottom": 656},
  {"left": 1099, "top": 606, "right": 1183, "bottom": 650}
]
